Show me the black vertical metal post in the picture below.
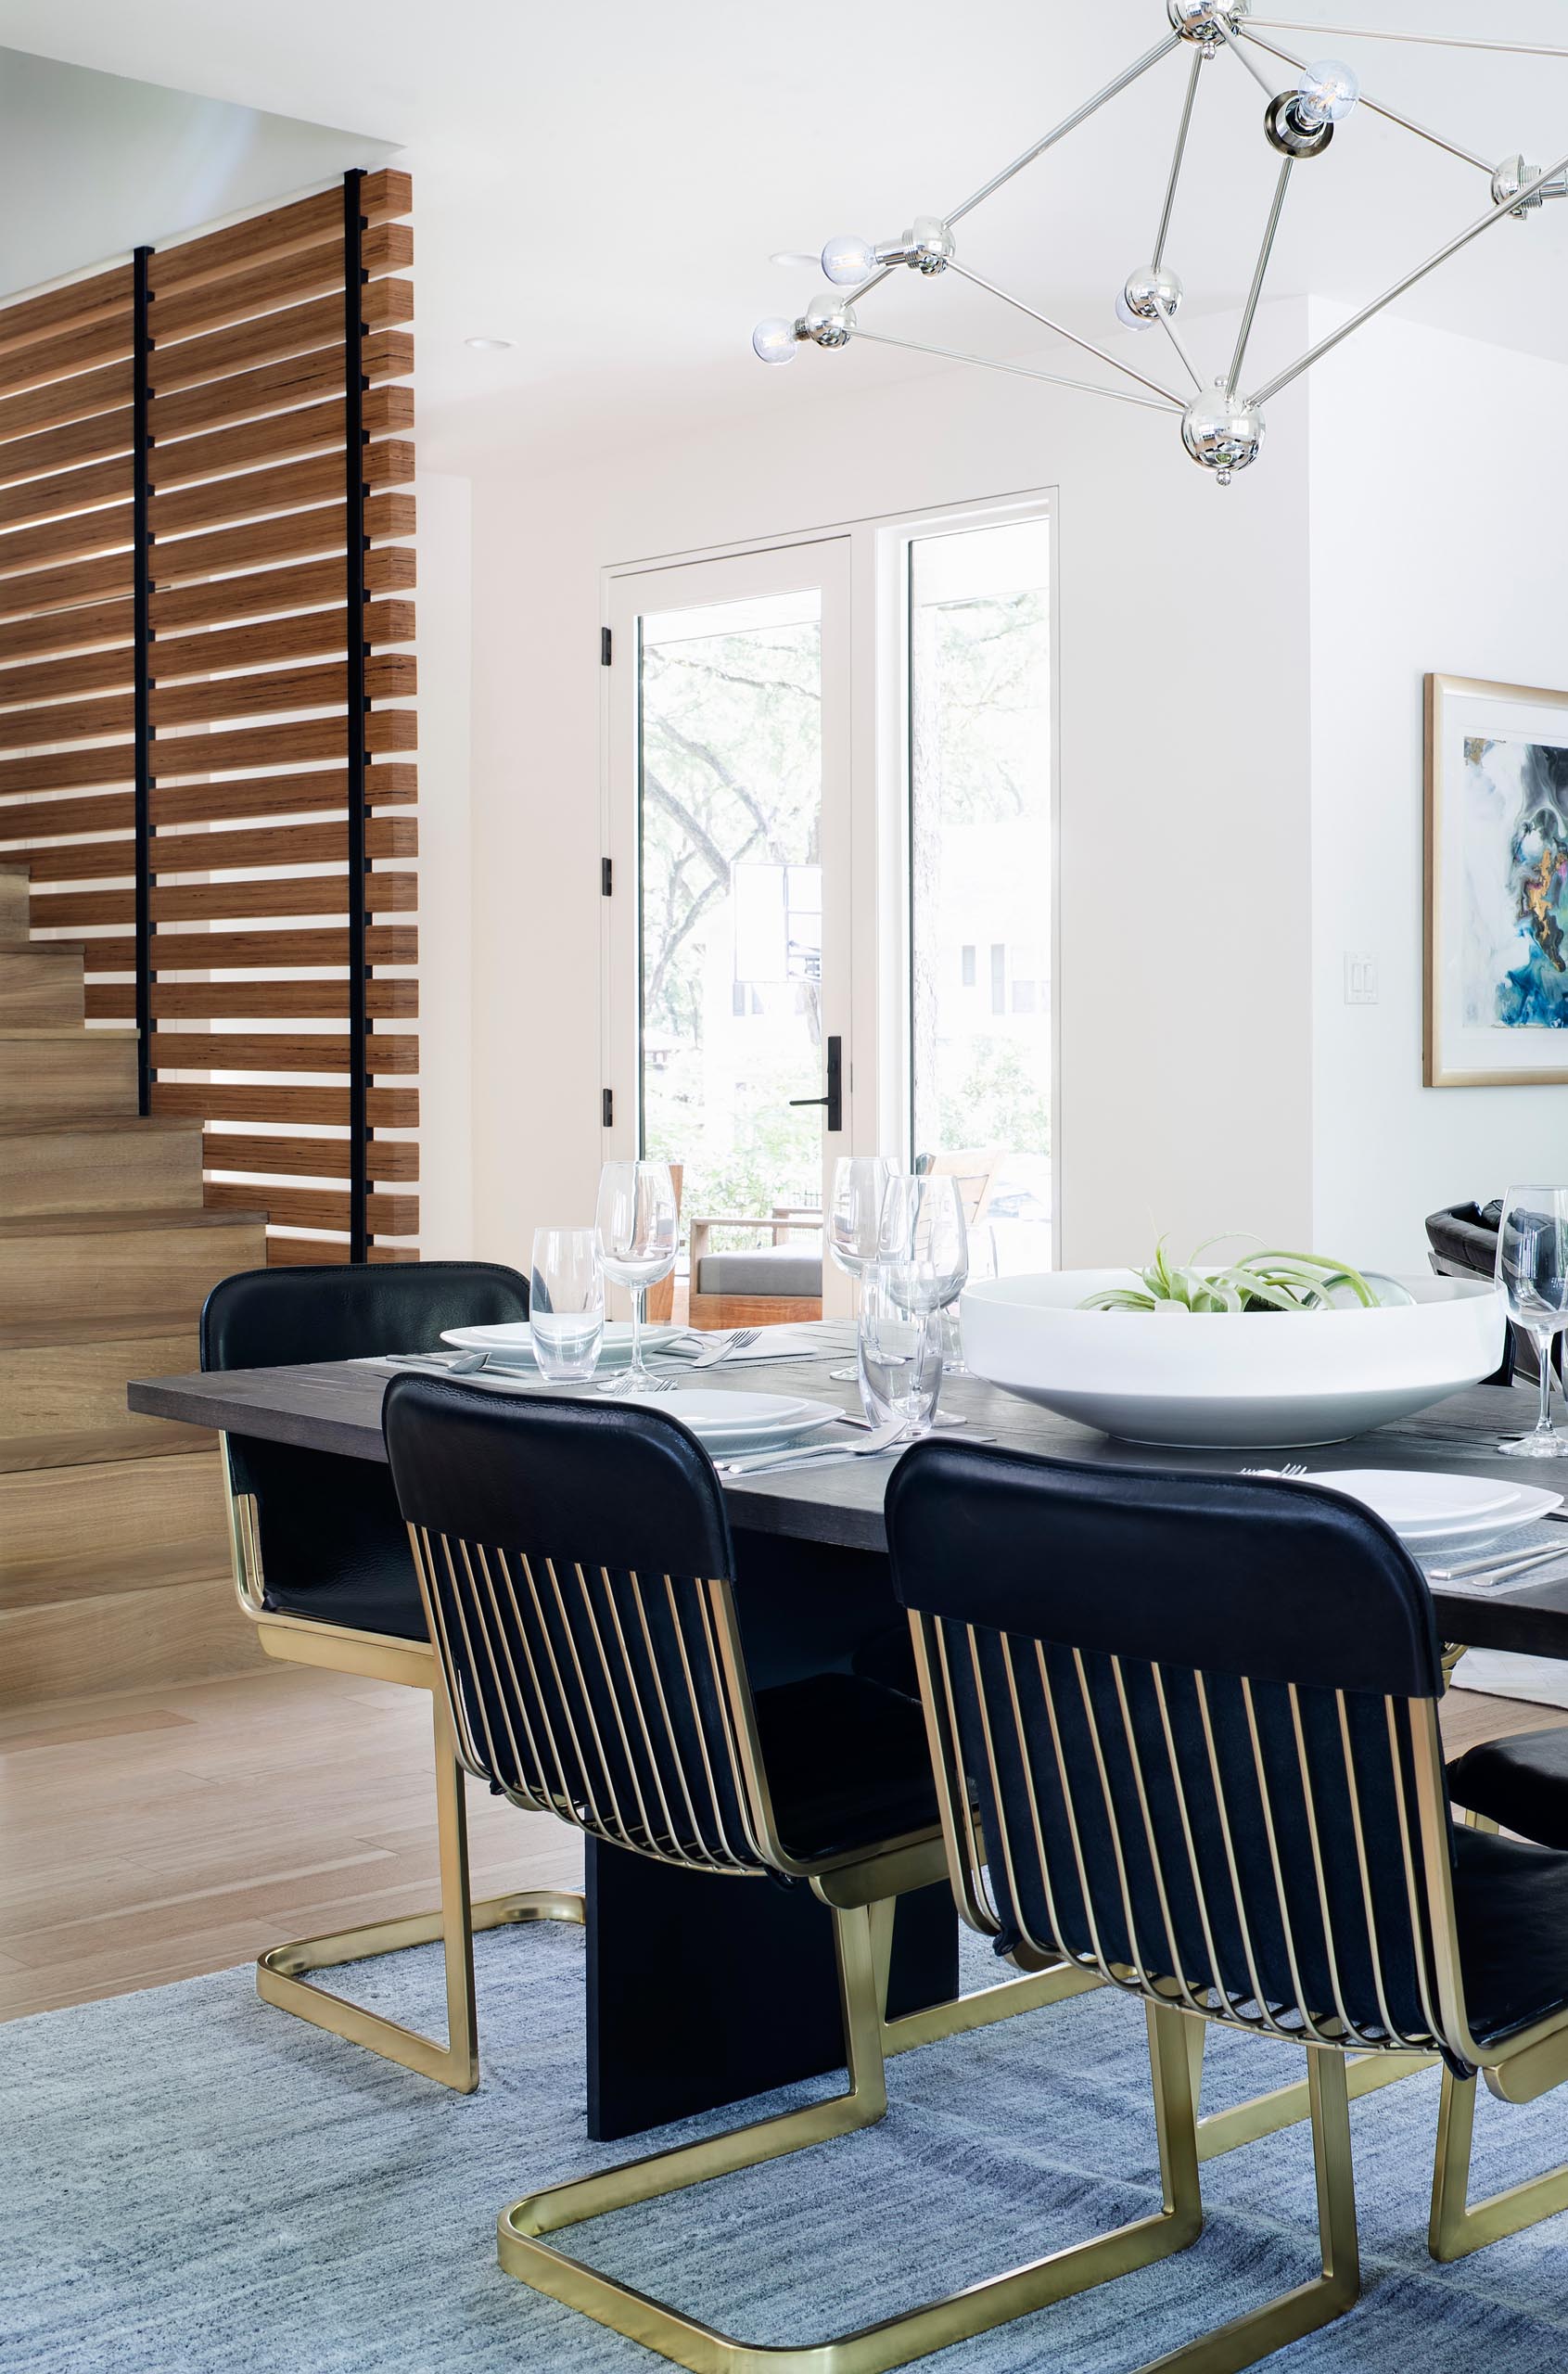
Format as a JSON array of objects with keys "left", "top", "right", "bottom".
[
  {"left": 132, "top": 246, "right": 154, "bottom": 1116},
  {"left": 344, "top": 171, "right": 370, "bottom": 1261}
]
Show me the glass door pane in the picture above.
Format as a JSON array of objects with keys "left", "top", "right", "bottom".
[
  {"left": 909, "top": 516, "right": 1053, "bottom": 1270},
  {"left": 606, "top": 542, "right": 853, "bottom": 1322},
  {"left": 638, "top": 589, "right": 824, "bottom": 1222}
]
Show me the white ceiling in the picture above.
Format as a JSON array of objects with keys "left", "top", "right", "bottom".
[{"left": 0, "top": 1, "right": 1564, "bottom": 474}]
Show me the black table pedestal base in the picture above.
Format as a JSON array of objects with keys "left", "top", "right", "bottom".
[{"left": 585, "top": 1836, "right": 959, "bottom": 2142}]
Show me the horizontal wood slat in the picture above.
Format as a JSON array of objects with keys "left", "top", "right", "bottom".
[
  {"left": 148, "top": 440, "right": 414, "bottom": 540},
  {"left": 200, "top": 1131, "right": 418, "bottom": 1181},
  {"left": 0, "top": 645, "right": 133, "bottom": 707},
  {"left": 149, "top": 1031, "right": 417, "bottom": 1075},
  {"left": 0, "top": 407, "right": 134, "bottom": 491},
  {"left": 148, "top": 547, "right": 414, "bottom": 636},
  {"left": 0, "top": 768, "right": 417, "bottom": 844},
  {"left": 0, "top": 313, "right": 134, "bottom": 405},
  {"left": 149, "top": 170, "right": 411, "bottom": 294},
  {"left": 149, "top": 223, "right": 412, "bottom": 349},
  {"left": 205, "top": 1181, "right": 417, "bottom": 1234},
  {"left": 0, "top": 688, "right": 131, "bottom": 747},
  {"left": 0, "top": 502, "right": 131, "bottom": 580},
  {"left": 266, "top": 1235, "right": 417, "bottom": 1266},
  {"left": 83, "top": 924, "right": 417, "bottom": 971},
  {"left": 148, "top": 492, "right": 414, "bottom": 588},
  {"left": 0, "top": 552, "right": 132, "bottom": 625},
  {"left": 0, "top": 738, "right": 133, "bottom": 798},
  {"left": 0, "top": 263, "right": 133, "bottom": 355},
  {"left": 149, "top": 386, "right": 412, "bottom": 490},
  {"left": 145, "top": 331, "right": 413, "bottom": 444},
  {"left": 146, "top": 281, "right": 413, "bottom": 399},
  {"left": 83, "top": 977, "right": 418, "bottom": 1023},
  {"left": 150, "top": 708, "right": 416, "bottom": 783},
  {"left": 149, "top": 602, "right": 414, "bottom": 686},
  {"left": 34, "top": 872, "right": 417, "bottom": 926},
  {"left": 153, "top": 1081, "right": 417, "bottom": 1128},
  {"left": 0, "top": 454, "right": 130, "bottom": 532},
  {"left": 151, "top": 654, "right": 415, "bottom": 732},
  {"left": 13, "top": 813, "right": 415, "bottom": 883},
  {"left": 0, "top": 595, "right": 132, "bottom": 665},
  {"left": 0, "top": 361, "right": 131, "bottom": 448}
]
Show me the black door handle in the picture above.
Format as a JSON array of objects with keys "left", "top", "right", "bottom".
[{"left": 788, "top": 1035, "right": 843, "bottom": 1132}]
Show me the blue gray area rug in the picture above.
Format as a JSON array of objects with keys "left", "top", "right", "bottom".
[{"left": 6, "top": 1924, "right": 1568, "bottom": 2371}]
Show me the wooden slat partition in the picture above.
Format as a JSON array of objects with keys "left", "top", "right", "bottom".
[{"left": 0, "top": 168, "right": 419, "bottom": 1263}]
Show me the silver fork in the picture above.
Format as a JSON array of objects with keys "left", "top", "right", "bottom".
[
  {"left": 681, "top": 1327, "right": 760, "bottom": 1372},
  {"left": 1239, "top": 1462, "right": 1309, "bottom": 1479}
]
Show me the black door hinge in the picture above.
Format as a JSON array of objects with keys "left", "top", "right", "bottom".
[
  {"left": 601, "top": 627, "right": 612, "bottom": 666},
  {"left": 602, "top": 1088, "right": 614, "bottom": 1128},
  {"left": 601, "top": 857, "right": 613, "bottom": 897}
]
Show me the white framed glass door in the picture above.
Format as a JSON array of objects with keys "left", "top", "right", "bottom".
[{"left": 603, "top": 539, "right": 856, "bottom": 1313}]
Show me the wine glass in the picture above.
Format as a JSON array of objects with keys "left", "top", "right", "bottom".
[
  {"left": 593, "top": 1160, "right": 678, "bottom": 1395},
  {"left": 1496, "top": 1187, "right": 1568, "bottom": 1458},
  {"left": 827, "top": 1155, "right": 891, "bottom": 1379},
  {"left": 529, "top": 1227, "right": 604, "bottom": 1383}
]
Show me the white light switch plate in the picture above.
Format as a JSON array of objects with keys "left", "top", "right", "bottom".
[{"left": 1344, "top": 952, "right": 1379, "bottom": 1005}]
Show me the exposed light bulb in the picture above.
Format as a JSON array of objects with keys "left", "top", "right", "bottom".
[
  {"left": 1115, "top": 290, "right": 1148, "bottom": 330},
  {"left": 751, "top": 316, "right": 800, "bottom": 366},
  {"left": 1294, "top": 58, "right": 1358, "bottom": 129},
  {"left": 821, "top": 232, "right": 876, "bottom": 287}
]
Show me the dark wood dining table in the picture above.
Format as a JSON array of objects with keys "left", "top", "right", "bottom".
[{"left": 129, "top": 1334, "right": 1568, "bottom": 2139}]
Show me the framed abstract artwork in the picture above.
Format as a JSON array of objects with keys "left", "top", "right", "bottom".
[{"left": 1425, "top": 671, "right": 1568, "bottom": 1087}]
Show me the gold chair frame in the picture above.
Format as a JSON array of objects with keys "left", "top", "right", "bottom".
[
  {"left": 220, "top": 1441, "right": 585, "bottom": 2092},
  {"left": 912, "top": 1612, "right": 1568, "bottom": 2357}
]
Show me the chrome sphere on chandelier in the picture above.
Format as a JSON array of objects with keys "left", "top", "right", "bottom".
[{"left": 752, "top": 0, "right": 1568, "bottom": 487}]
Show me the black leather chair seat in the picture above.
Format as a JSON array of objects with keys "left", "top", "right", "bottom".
[
  {"left": 1455, "top": 1821, "right": 1568, "bottom": 2044},
  {"left": 1449, "top": 1726, "right": 1568, "bottom": 1851},
  {"left": 755, "top": 1670, "right": 939, "bottom": 1860}
]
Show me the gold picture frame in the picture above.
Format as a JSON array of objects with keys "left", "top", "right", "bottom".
[{"left": 1424, "top": 670, "right": 1568, "bottom": 1087}]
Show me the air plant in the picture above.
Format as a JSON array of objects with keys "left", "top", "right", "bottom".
[{"left": 1079, "top": 1238, "right": 1394, "bottom": 1316}]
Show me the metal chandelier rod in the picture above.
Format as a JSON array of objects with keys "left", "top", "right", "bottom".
[{"left": 751, "top": 0, "right": 1568, "bottom": 487}]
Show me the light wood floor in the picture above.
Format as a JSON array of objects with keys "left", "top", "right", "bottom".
[{"left": 0, "top": 1664, "right": 1560, "bottom": 2026}]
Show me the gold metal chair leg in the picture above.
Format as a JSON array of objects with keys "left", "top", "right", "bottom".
[
  {"left": 498, "top": 1955, "right": 1211, "bottom": 2374},
  {"left": 882, "top": 1958, "right": 1103, "bottom": 2057},
  {"left": 256, "top": 1692, "right": 585, "bottom": 2092},
  {"left": 1188, "top": 2013, "right": 1433, "bottom": 2161},
  {"left": 1428, "top": 2063, "right": 1568, "bottom": 2260}
]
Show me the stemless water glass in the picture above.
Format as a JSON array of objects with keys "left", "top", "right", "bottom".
[
  {"left": 827, "top": 1155, "right": 892, "bottom": 1379},
  {"left": 858, "top": 1261, "right": 944, "bottom": 1434},
  {"left": 529, "top": 1226, "right": 604, "bottom": 1383},
  {"left": 594, "top": 1160, "right": 678, "bottom": 1395},
  {"left": 1496, "top": 1186, "right": 1568, "bottom": 1458}
]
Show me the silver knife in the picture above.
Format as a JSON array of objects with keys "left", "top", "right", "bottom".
[{"left": 719, "top": 1421, "right": 911, "bottom": 1475}]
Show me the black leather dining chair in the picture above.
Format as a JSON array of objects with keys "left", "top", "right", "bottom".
[
  {"left": 382, "top": 1375, "right": 1112, "bottom": 2374},
  {"left": 886, "top": 1438, "right": 1568, "bottom": 2363},
  {"left": 202, "top": 1259, "right": 584, "bottom": 2090}
]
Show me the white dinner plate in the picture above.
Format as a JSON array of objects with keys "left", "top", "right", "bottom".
[
  {"left": 616, "top": 1389, "right": 842, "bottom": 1449},
  {"left": 1275, "top": 1468, "right": 1562, "bottom": 1542},
  {"left": 440, "top": 1321, "right": 682, "bottom": 1368}
]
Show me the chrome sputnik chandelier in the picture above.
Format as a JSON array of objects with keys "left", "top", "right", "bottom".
[{"left": 751, "top": 0, "right": 1568, "bottom": 485}]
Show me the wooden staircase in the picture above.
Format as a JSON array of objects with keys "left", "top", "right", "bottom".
[{"left": 0, "top": 863, "right": 270, "bottom": 1708}]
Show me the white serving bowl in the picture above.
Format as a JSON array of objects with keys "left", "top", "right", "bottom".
[{"left": 960, "top": 1270, "right": 1506, "bottom": 1448}]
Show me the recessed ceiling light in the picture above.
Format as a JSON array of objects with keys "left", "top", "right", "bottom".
[{"left": 465, "top": 335, "right": 515, "bottom": 351}]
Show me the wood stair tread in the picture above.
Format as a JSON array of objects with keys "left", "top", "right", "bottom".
[
  {"left": 0, "top": 1427, "right": 218, "bottom": 1474},
  {"left": 0, "top": 1205, "right": 266, "bottom": 1240},
  {"left": 0, "top": 1313, "right": 198, "bottom": 1353},
  {"left": 0, "top": 1113, "right": 201, "bottom": 1139}
]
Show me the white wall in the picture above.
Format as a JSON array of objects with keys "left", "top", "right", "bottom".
[
  {"left": 1307, "top": 310, "right": 1568, "bottom": 1272},
  {"left": 411, "top": 470, "right": 475, "bottom": 1256},
  {"left": 466, "top": 301, "right": 1318, "bottom": 1273}
]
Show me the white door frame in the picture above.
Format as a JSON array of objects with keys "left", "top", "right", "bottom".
[{"left": 599, "top": 484, "right": 1059, "bottom": 1271}]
